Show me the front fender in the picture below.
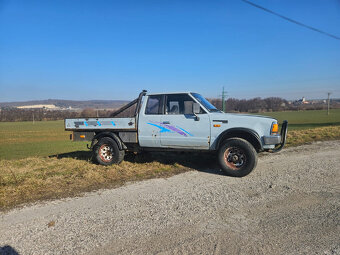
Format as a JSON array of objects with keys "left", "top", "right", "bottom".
[{"left": 214, "top": 128, "right": 262, "bottom": 152}]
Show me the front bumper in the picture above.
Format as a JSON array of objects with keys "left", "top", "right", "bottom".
[
  {"left": 263, "top": 135, "right": 281, "bottom": 145},
  {"left": 264, "top": 120, "right": 288, "bottom": 153}
]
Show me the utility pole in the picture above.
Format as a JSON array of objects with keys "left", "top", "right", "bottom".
[
  {"left": 32, "top": 112, "right": 35, "bottom": 124},
  {"left": 220, "top": 86, "right": 228, "bottom": 112},
  {"left": 327, "top": 92, "right": 331, "bottom": 115}
]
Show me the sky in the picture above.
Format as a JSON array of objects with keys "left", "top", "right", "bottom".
[{"left": 0, "top": 0, "right": 340, "bottom": 102}]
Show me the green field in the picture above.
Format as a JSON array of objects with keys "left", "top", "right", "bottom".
[
  {"left": 0, "top": 109, "right": 340, "bottom": 160},
  {"left": 258, "top": 109, "right": 340, "bottom": 130},
  {"left": 0, "top": 121, "right": 87, "bottom": 160}
]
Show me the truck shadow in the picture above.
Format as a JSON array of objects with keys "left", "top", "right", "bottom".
[
  {"left": 0, "top": 245, "right": 20, "bottom": 255},
  {"left": 50, "top": 151, "right": 92, "bottom": 161},
  {"left": 126, "top": 152, "right": 224, "bottom": 175},
  {"left": 50, "top": 151, "right": 224, "bottom": 176}
]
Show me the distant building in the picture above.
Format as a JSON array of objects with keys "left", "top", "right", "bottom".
[
  {"left": 294, "top": 97, "right": 309, "bottom": 105},
  {"left": 17, "top": 104, "right": 59, "bottom": 109}
]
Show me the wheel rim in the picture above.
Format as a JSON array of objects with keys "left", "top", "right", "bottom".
[
  {"left": 99, "top": 144, "right": 114, "bottom": 162},
  {"left": 224, "top": 147, "right": 246, "bottom": 170}
]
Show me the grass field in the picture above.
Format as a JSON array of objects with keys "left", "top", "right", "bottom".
[
  {"left": 259, "top": 109, "right": 340, "bottom": 130},
  {"left": 0, "top": 121, "right": 87, "bottom": 160},
  {"left": 1, "top": 109, "right": 340, "bottom": 210}
]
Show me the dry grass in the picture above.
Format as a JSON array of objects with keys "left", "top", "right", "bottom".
[
  {"left": 285, "top": 125, "right": 340, "bottom": 147},
  {"left": 1, "top": 125, "right": 340, "bottom": 211},
  {"left": 0, "top": 152, "right": 216, "bottom": 211}
]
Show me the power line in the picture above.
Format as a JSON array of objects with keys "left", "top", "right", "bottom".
[{"left": 241, "top": 0, "right": 340, "bottom": 41}]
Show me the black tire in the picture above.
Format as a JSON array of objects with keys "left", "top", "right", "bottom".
[
  {"left": 218, "top": 138, "right": 257, "bottom": 177},
  {"left": 93, "top": 137, "right": 125, "bottom": 166}
]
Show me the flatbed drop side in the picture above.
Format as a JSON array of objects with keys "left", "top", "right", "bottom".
[{"left": 65, "top": 90, "right": 287, "bottom": 177}]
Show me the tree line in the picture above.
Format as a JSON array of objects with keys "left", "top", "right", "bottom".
[{"left": 208, "top": 97, "right": 294, "bottom": 112}]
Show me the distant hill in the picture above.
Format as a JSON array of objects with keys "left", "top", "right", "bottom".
[{"left": 0, "top": 99, "right": 130, "bottom": 110}]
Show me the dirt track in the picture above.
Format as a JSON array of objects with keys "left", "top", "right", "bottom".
[{"left": 1, "top": 140, "right": 340, "bottom": 255}]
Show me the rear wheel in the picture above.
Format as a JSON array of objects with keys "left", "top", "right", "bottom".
[
  {"left": 93, "top": 137, "right": 125, "bottom": 165},
  {"left": 218, "top": 138, "right": 257, "bottom": 177}
]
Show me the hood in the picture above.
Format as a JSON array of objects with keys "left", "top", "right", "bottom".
[
  {"left": 227, "top": 112, "right": 275, "bottom": 119},
  {"left": 210, "top": 112, "right": 275, "bottom": 120}
]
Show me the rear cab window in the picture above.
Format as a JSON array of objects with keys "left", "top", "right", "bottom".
[{"left": 145, "top": 95, "right": 162, "bottom": 115}]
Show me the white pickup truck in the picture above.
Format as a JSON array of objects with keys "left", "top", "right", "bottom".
[{"left": 65, "top": 90, "right": 287, "bottom": 177}]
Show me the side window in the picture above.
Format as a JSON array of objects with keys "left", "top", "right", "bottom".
[
  {"left": 166, "top": 94, "right": 195, "bottom": 115},
  {"left": 145, "top": 95, "right": 161, "bottom": 115}
]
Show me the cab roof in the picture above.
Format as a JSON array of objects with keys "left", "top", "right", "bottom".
[{"left": 146, "top": 92, "right": 197, "bottom": 96}]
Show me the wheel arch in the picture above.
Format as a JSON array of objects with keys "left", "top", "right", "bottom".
[
  {"left": 92, "top": 131, "right": 125, "bottom": 150},
  {"left": 216, "top": 128, "right": 262, "bottom": 152}
]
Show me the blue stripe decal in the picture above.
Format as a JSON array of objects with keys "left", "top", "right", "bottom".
[
  {"left": 97, "top": 121, "right": 102, "bottom": 126},
  {"left": 84, "top": 121, "right": 88, "bottom": 127},
  {"left": 176, "top": 126, "right": 193, "bottom": 136},
  {"left": 111, "top": 121, "right": 116, "bottom": 126},
  {"left": 147, "top": 123, "right": 171, "bottom": 133}
]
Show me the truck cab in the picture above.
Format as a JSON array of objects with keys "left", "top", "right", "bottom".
[
  {"left": 65, "top": 90, "right": 287, "bottom": 177},
  {"left": 138, "top": 92, "right": 211, "bottom": 149}
]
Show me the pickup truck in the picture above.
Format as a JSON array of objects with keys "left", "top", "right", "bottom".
[{"left": 65, "top": 90, "right": 287, "bottom": 177}]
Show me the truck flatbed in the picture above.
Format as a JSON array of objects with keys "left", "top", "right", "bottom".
[{"left": 65, "top": 117, "right": 136, "bottom": 131}]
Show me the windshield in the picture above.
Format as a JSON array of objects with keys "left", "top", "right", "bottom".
[{"left": 191, "top": 93, "right": 220, "bottom": 112}]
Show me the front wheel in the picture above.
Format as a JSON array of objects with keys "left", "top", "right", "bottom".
[
  {"left": 93, "top": 137, "right": 125, "bottom": 165},
  {"left": 218, "top": 138, "right": 257, "bottom": 177}
]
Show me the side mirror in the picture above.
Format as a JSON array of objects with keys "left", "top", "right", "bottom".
[
  {"left": 184, "top": 101, "right": 200, "bottom": 114},
  {"left": 193, "top": 103, "right": 200, "bottom": 114},
  {"left": 184, "top": 101, "right": 200, "bottom": 121},
  {"left": 184, "top": 101, "right": 193, "bottom": 114}
]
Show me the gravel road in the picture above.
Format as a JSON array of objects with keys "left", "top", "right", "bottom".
[{"left": 1, "top": 140, "right": 340, "bottom": 255}]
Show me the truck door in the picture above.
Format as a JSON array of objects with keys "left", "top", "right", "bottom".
[
  {"left": 160, "top": 94, "right": 210, "bottom": 149},
  {"left": 138, "top": 95, "right": 163, "bottom": 147}
]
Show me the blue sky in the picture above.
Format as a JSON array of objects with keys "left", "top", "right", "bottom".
[{"left": 0, "top": 0, "right": 339, "bottom": 102}]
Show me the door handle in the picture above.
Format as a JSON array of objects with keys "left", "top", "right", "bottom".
[{"left": 162, "top": 121, "right": 170, "bottom": 124}]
